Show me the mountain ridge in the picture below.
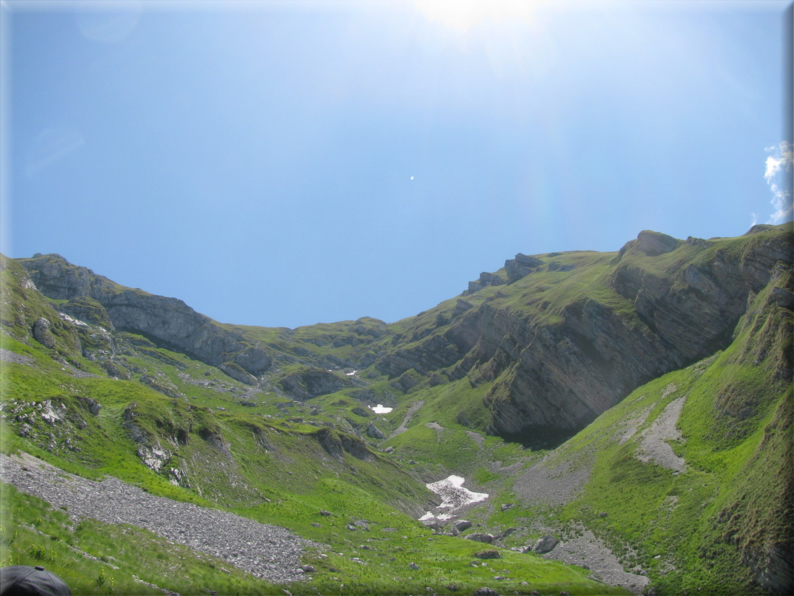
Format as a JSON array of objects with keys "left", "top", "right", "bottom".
[
  {"left": 1, "top": 223, "right": 791, "bottom": 595},
  {"left": 11, "top": 224, "right": 793, "bottom": 441}
]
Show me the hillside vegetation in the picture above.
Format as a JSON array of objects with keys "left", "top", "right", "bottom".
[{"left": 0, "top": 224, "right": 791, "bottom": 595}]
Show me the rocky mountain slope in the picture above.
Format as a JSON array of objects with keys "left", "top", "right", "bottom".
[
  {"left": 1, "top": 223, "right": 791, "bottom": 595},
  {"left": 15, "top": 224, "right": 792, "bottom": 442}
]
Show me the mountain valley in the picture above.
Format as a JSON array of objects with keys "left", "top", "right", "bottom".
[{"left": 0, "top": 224, "right": 791, "bottom": 596}]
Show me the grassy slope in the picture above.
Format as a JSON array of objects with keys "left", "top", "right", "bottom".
[
  {"left": 537, "top": 269, "right": 791, "bottom": 595},
  {"left": 0, "top": 259, "right": 619, "bottom": 595},
  {"left": 2, "top": 225, "right": 790, "bottom": 594}
]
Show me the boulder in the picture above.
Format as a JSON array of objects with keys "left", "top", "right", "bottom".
[
  {"left": 466, "top": 533, "right": 496, "bottom": 544},
  {"left": 219, "top": 362, "right": 257, "bottom": 385},
  {"left": 455, "top": 520, "right": 473, "bottom": 531},
  {"left": 366, "top": 423, "right": 385, "bottom": 439},
  {"left": 232, "top": 346, "right": 271, "bottom": 374},
  {"left": 533, "top": 535, "right": 558, "bottom": 554},
  {"left": 474, "top": 550, "right": 501, "bottom": 559},
  {"left": 32, "top": 317, "right": 56, "bottom": 348},
  {"left": 421, "top": 519, "right": 442, "bottom": 531}
]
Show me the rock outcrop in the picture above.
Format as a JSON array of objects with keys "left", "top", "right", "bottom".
[
  {"left": 505, "top": 253, "right": 544, "bottom": 282},
  {"left": 313, "top": 428, "right": 375, "bottom": 462},
  {"left": 32, "top": 317, "right": 56, "bottom": 348},
  {"left": 19, "top": 254, "right": 270, "bottom": 376},
  {"left": 465, "top": 272, "right": 505, "bottom": 295},
  {"left": 278, "top": 367, "right": 348, "bottom": 400},
  {"left": 377, "top": 226, "right": 793, "bottom": 437}
]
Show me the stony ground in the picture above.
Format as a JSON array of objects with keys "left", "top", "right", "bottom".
[
  {"left": 0, "top": 348, "right": 33, "bottom": 366},
  {"left": 510, "top": 449, "right": 650, "bottom": 595},
  {"left": 545, "top": 526, "right": 650, "bottom": 595},
  {"left": 390, "top": 400, "right": 424, "bottom": 438},
  {"left": 512, "top": 454, "right": 592, "bottom": 507},
  {"left": 0, "top": 452, "right": 318, "bottom": 584},
  {"left": 636, "top": 395, "right": 687, "bottom": 473}
]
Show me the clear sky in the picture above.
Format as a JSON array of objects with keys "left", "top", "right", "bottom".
[{"left": 3, "top": 0, "right": 792, "bottom": 328}]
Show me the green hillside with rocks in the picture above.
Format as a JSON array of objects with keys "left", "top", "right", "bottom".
[{"left": 1, "top": 223, "right": 791, "bottom": 595}]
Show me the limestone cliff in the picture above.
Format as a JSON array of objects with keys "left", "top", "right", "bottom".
[
  {"left": 16, "top": 225, "right": 792, "bottom": 438},
  {"left": 19, "top": 254, "right": 271, "bottom": 376},
  {"left": 376, "top": 225, "right": 792, "bottom": 436}
]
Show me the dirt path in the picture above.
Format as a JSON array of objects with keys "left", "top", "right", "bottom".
[{"left": 389, "top": 400, "right": 424, "bottom": 438}]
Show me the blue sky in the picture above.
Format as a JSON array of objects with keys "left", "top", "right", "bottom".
[{"left": 3, "top": 0, "right": 791, "bottom": 328}]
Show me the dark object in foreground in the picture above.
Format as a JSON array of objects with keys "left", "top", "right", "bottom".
[
  {"left": 474, "top": 550, "right": 501, "bottom": 559},
  {"left": 0, "top": 566, "right": 72, "bottom": 596}
]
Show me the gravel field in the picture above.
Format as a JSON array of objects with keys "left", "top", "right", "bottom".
[
  {"left": 0, "top": 452, "right": 318, "bottom": 584},
  {"left": 0, "top": 349, "right": 33, "bottom": 366},
  {"left": 636, "top": 396, "right": 687, "bottom": 472},
  {"left": 545, "top": 527, "right": 650, "bottom": 595},
  {"left": 511, "top": 450, "right": 651, "bottom": 594},
  {"left": 512, "top": 455, "right": 592, "bottom": 507}
]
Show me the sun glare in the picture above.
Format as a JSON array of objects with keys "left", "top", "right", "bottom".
[{"left": 412, "top": 0, "right": 547, "bottom": 33}]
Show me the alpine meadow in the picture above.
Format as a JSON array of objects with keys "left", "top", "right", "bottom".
[
  {"left": 1, "top": 223, "right": 792, "bottom": 595},
  {"left": 2, "top": 1, "right": 793, "bottom": 596}
]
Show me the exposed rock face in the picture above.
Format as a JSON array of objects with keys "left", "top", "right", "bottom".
[
  {"left": 19, "top": 254, "right": 270, "bottom": 375},
  {"left": 57, "top": 296, "right": 113, "bottom": 329},
  {"left": 219, "top": 362, "right": 257, "bottom": 386},
  {"left": 633, "top": 230, "right": 680, "bottom": 256},
  {"left": 32, "top": 317, "right": 56, "bottom": 348},
  {"left": 377, "top": 227, "right": 793, "bottom": 436},
  {"left": 505, "top": 253, "right": 544, "bottom": 282},
  {"left": 465, "top": 272, "right": 505, "bottom": 294},
  {"left": 366, "top": 423, "right": 385, "bottom": 439},
  {"left": 314, "top": 428, "right": 374, "bottom": 462},
  {"left": 750, "top": 543, "right": 793, "bottom": 595},
  {"left": 279, "top": 368, "right": 347, "bottom": 400}
]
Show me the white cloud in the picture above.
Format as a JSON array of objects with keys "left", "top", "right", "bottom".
[{"left": 764, "top": 141, "right": 793, "bottom": 224}]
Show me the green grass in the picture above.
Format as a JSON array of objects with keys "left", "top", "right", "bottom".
[
  {"left": 548, "top": 276, "right": 792, "bottom": 595},
  {"left": 2, "top": 224, "right": 790, "bottom": 595}
]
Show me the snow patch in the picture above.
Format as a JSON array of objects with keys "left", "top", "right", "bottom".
[
  {"left": 58, "top": 312, "right": 90, "bottom": 328},
  {"left": 420, "top": 475, "right": 488, "bottom": 521},
  {"left": 345, "top": 370, "right": 357, "bottom": 376},
  {"left": 369, "top": 404, "right": 393, "bottom": 414}
]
